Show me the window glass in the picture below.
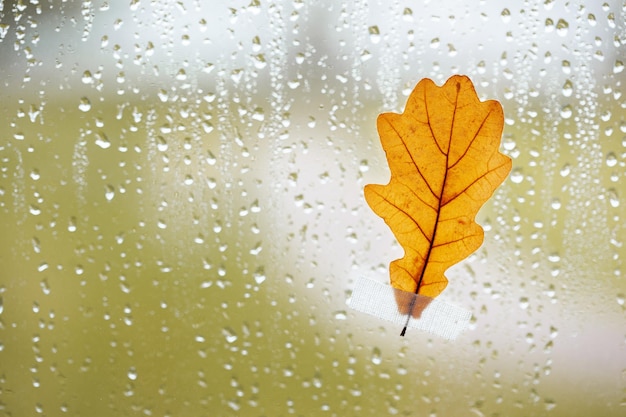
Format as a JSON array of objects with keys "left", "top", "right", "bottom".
[{"left": 1, "top": 1, "right": 624, "bottom": 415}]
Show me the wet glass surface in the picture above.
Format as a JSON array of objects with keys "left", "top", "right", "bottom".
[{"left": 1, "top": 1, "right": 625, "bottom": 415}]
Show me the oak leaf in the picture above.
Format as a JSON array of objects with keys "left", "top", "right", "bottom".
[{"left": 365, "top": 75, "right": 511, "bottom": 301}]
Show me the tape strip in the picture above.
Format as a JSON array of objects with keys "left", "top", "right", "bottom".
[{"left": 348, "top": 276, "right": 471, "bottom": 340}]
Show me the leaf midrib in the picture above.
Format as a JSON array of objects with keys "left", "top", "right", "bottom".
[{"left": 414, "top": 81, "right": 461, "bottom": 294}]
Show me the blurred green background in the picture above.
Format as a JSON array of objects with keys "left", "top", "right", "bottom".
[{"left": 1, "top": 1, "right": 625, "bottom": 416}]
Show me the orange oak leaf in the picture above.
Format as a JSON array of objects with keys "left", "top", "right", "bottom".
[{"left": 365, "top": 75, "right": 511, "bottom": 303}]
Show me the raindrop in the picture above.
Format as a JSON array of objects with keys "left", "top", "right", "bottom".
[
  {"left": 368, "top": 26, "right": 380, "bottom": 44},
  {"left": 156, "top": 136, "right": 168, "bottom": 152},
  {"left": 560, "top": 105, "right": 572, "bottom": 119},
  {"left": 68, "top": 217, "right": 77, "bottom": 232},
  {"left": 230, "top": 69, "right": 243, "bottom": 84},
  {"left": 605, "top": 152, "right": 617, "bottom": 167},
  {"left": 251, "top": 107, "right": 264, "bottom": 121},
  {"left": 40, "top": 279, "right": 51, "bottom": 295},
  {"left": 510, "top": 168, "right": 524, "bottom": 184},
  {"left": 561, "top": 60, "right": 571, "bottom": 74},
  {"left": 253, "top": 54, "right": 267, "bottom": 69},
  {"left": 477, "top": 60, "right": 486, "bottom": 74},
  {"left": 81, "top": 70, "right": 93, "bottom": 84},
  {"left": 253, "top": 269, "right": 265, "bottom": 284},
  {"left": 501, "top": 8, "right": 511, "bottom": 23},
  {"left": 333, "top": 311, "right": 347, "bottom": 320},
  {"left": 402, "top": 8, "right": 413, "bottom": 22},
  {"left": 78, "top": 97, "right": 91, "bottom": 112},
  {"left": 105, "top": 185, "right": 115, "bottom": 201},
  {"left": 555, "top": 19, "right": 569, "bottom": 36},
  {"left": 222, "top": 327, "right": 238, "bottom": 343},
  {"left": 127, "top": 367, "right": 138, "bottom": 381},
  {"left": 607, "top": 188, "right": 619, "bottom": 207},
  {"left": 614, "top": 60, "right": 624, "bottom": 74},
  {"left": 519, "top": 297, "right": 529, "bottom": 309},
  {"left": 525, "top": 332, "right": 534, "bottom": 344},
  {"left": 371, "top": 347, "right": 382, "bottom": 365},
  {"left": 587, "top": 13, "right": 597, "bottom": 26},
  {"left": 95, "top": 132, "right": 111, "bottom": 149},
  {"left": 561, "top": 79, "right": 573, "bottom": 97},
  {"left": 548, "top": 253, "right": 560, "bottom": 262}
]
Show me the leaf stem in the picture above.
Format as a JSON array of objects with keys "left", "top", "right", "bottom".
[{"left": 400, "top": 296, "right": 417, "bottom": 336}]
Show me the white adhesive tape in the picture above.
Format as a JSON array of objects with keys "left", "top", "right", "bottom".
[{"left": 348, "top": 276, "right": 471, "bottom": 340}]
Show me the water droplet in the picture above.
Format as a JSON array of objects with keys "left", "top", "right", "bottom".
[
  {"left": 95, "top": 132, "right": 111, "bottom": 149},
  {"left": 501, "top": 8, "right": 511, "bottom": 23},
  {"left": 78, "top": 97, "right": 91, "bottom": 112},
  {"left": 222, "top": 327, "right": 238, "bottom": 343},
  {"left": 81, "top": 70, "right": 93, "bottom": 84},
  {"left": 368, "top": 26, "right": 380, "bottom": 44},
  {"left": 606, "top": 152, "right": 617, "bottom": 167},
  {"left": 510, "top": 168, "right": 524, "bottom": 184},
  {"left": 561, "top": 79, "right": 573, "bottom": 97},
  {"left": 544, "top": 398, "right": 557, "bottom": 411},
  {"left": 519, "top": 297, "right": 529, "bottom": 309},
  {"left": 68, "top": 217, "right": 77, "bottom": 232},
  {"left": 105, "top": 184, "right": 115, "bottom": 201},
  {"left": 402, "top": 8, "right": 413, "bottom": 22},
  {"left": 333, "top": 311, "right": 347, "bottom": 320},
  {"left": 156, "top": 136, "right": 168, "bottom": 152},
  {"left": 253, "top": 267, "right": 265, "bottom": 283},
  {"left": 525, "top": 332, "right": 534, "bottom": 344},
  {"left": 230, "top": 68, "right": 243, "bottom": 84},
  {"left": 614, "top": 60, "right": 624, "bottom": 74},
  {"left": 503, "top": 134, "right": 516, "bottom": 151},
  {"left": 560, "top": 105, "right": 572, "bottom": 119},
  {"left": 40, "top": 279, "right": 51, "bottom": 295},
  {"left": 127, "top": 367, "right": 138, "bottom": 380},
  {"left": 548, "top": 253, "right": 560, "bottom": 262},
  {"left": 607, "top": 188, "right": 619, "bottom": 207},
  {"left": 556, "top": 19, "right": 569, "bottom": 36},
  {"left": 371, "top": 347, "right": 382, "bottom": 365}
]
